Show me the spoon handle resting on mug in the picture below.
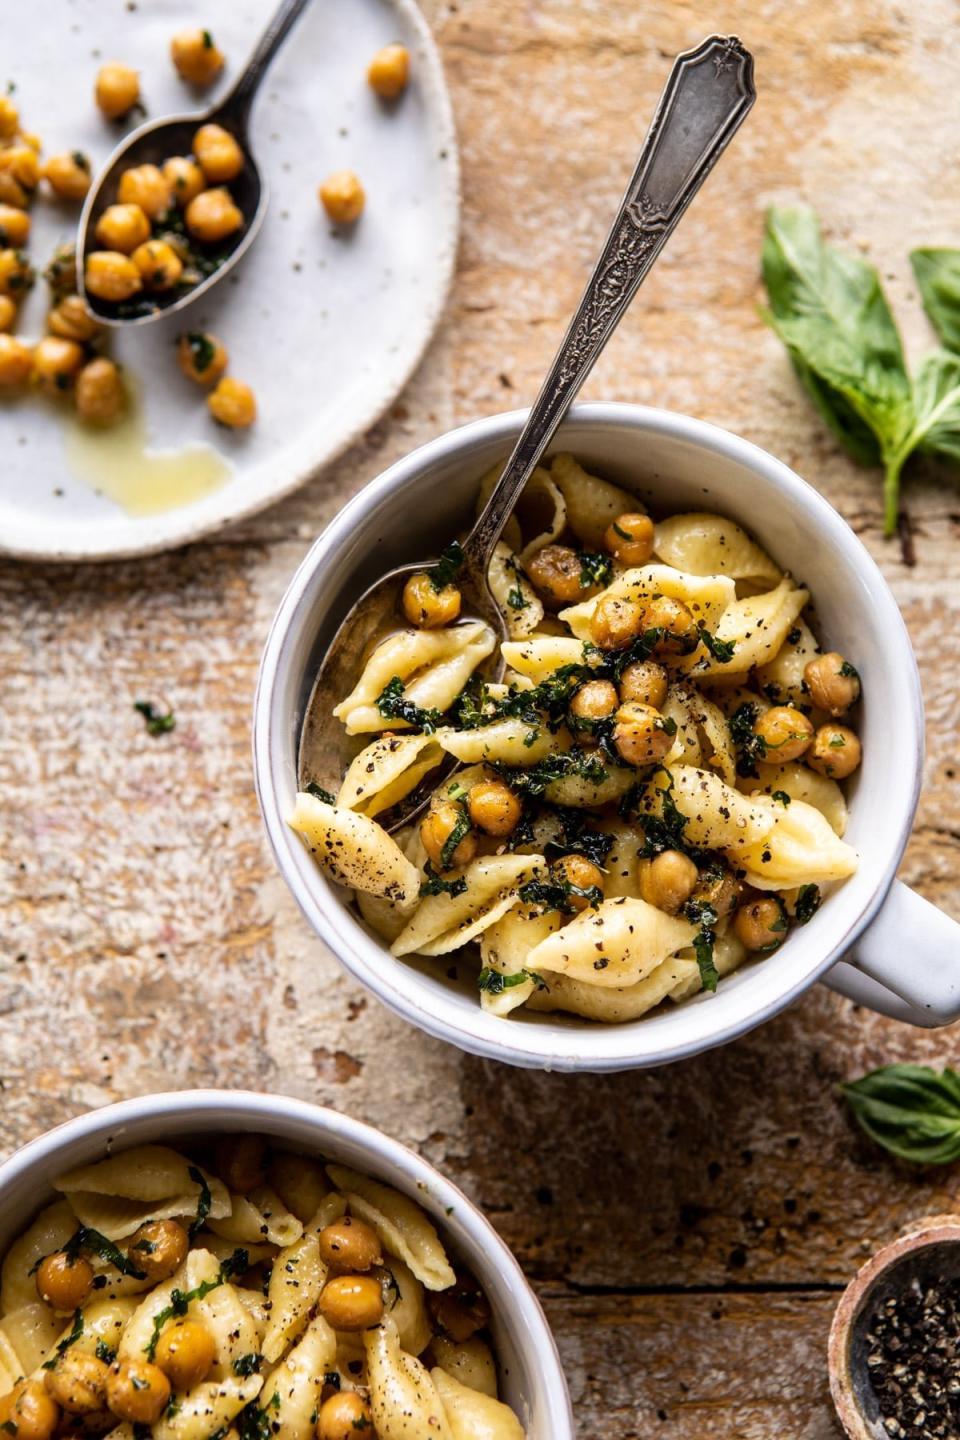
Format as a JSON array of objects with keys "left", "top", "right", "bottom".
[{"left": 463, "top": 34, "right": 756, "bottom": 581}]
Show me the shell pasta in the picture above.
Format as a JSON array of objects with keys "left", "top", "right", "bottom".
[{"left": 292, "top": 452, "right": 862, "bottom": 1023}]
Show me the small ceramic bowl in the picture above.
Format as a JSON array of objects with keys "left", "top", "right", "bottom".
[
  {"left": 0, "top": 1090, "right": 573, "bottom": 1439},
  {"left": 829, "top": 1217, "right": 960, "bottom": 1439}
]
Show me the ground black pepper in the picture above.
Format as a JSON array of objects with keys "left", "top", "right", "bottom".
[{"left": 865, "top": 1276, "right": 960, "bottom": 1438}]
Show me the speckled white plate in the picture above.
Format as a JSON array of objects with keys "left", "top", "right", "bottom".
[{"left": 0, "top": 0, "right": 458, "bottom": 561}]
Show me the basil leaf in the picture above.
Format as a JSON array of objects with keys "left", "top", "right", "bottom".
[
  {"left": 477, "top": 968, "right": 540, "bottom": 995},
  {"left": 841, "top": 1064, "right": 960, "bottom": 1165},
  {"left": 429, "top": 542, "right": 465, "bottom": 591},
  {"left": 911, "top": 248, "right": 960, "bottom": 353},
  {"left": 693, "top": 927, "right": 719, "bottom": 993},
  {"left": 910, "top": 349, "right": 960, "bottom": 466}
]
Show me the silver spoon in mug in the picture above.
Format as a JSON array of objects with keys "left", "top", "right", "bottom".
[
  {"left": 299, "top": 34, "right": 756, "bottom": 825},
  {"left": 77, "top": 0, "right": 312, "bottom": 327}
]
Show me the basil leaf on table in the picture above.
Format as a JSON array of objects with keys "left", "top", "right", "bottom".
[
  {"left": 841, "top": 1063, "right": 960, "bottom": 1165},
  {"left": 911, "top": 350, "right": 960, "bottom": 465},
  {"left": 910, "top": 248, "right": 960, "bottom": 353}
]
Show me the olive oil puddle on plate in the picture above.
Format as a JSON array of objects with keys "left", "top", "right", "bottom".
[{"left": 65, "top": 384, "right": 231, "bottom": 517}]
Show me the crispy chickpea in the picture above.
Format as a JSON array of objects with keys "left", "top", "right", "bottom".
[
  {"left": 317, "top": 1216, "right": 383, "bottom": 1273},
  {"left": 589, "top": 595, "right": 645, "bottom": 650},
  {"left": 163, "top": 155, "right": 206, "bottom": 206},
  {"left": 76, "top": 358, "right": 125, "bottom": 425},
  {"left": 619, "top": 658, "right": 668, "bottom": 709},
  {"left": 44, "top": 1354, "right": 110, "bottom": 1415},
  {"left": 0, "top": 247, "right": 34, "bottom": 298},
  {"left": 185, "top": 186, "right": 243, "bottom": 243},
  {"left": 612, "top": 700, "right": 675, "bottom": 768},
  {"left": 401, "top": 572, "right": 461, "bottom": 628},
  {"left": 318, "top": 1275, "right": 384, "bottom": 1332},
  {"left": 95, "top": 63, "right": 141, "bottom": 120},
  {"left": 367, "top": 43, "right": 410, "bottom": 99},
  {"left": 208, "top": 376, "right": 256, "bottom": 428},
  {"left": 604, "top": 511, "right": 655, "bottom": 567},
  {"left": 118, "top": 164, "right": 172, "bottom": 219},
  {"left": 32, "top": 336, "right": 85, "bottom": 394},
  {"left": 525, "top": 544, "right": 585, "bottom": 609},
  {"left": 177, "top": 331, "right": 228, "bottom": 385},
  {"left": 316, "top": 1392, "right": 375, "bottom": 1440},
  {"left": 0, "top": 172, "right": 27, "bottom": 209},
  {"left": 2, "top": 1382, "right": 60, "bottom": 1440},
  {"left": 154, "top": 1319, "right": 216, "bottom": 1391},
  {"left": 318, "top": 170, "right": 365, "bottom": 224},
  {"left": 807, "top": 723, "right": 862, "bottom": 779},
  {"left": 44, "top": 152, "right": 91, "bottom": 201},
  {"left": 105, "top": 1362, "right": 170, "bottom": 1425},
  {"left": 45, "top": 244, "right": 77, "bottom": 297},
  {"left": 0, "top": 333, "right": 32, "bottom": 386},
  {"left": 171, "top": 29, "right": 225, "bottom": 87},
  {"left": 84, "top": 250, "right": 143, "bottom": 303},
  {"left": 568, "top": 678, "right": 619, "bottom": 740},
  {"left": 733, "top": 897, "right": 788, "bottom": 953},
  {"left": 641, "top": 595, "right": 699, "bottom": 656},
  {"left": 552, "top": 853, "right": 605, "bottom": 911},
  {"left": 467, "top": 779, "right": 522, "bottom": 837},
  {"left": 638, "top": 849, "right": 698, "bottom": 914},
  {"left": 0, "top": 203, "right": 30, "bottom": 247},
  {"left": 35, "top": 1251, "right": 94, "bottom": 1311},
  {"left": 0, "top": 144, "right": 40, "bottom": 192},
  {"left": 754, "top": 705, "right": 814, "bottom": 763},
  {"left": 689, "top": 864, "right": 740, "bottom": 920},
  {"left": 0, "top": 95, "right": 18, "bottom": 140},
  {"left": 0, "top": 294, "right": 15, "bottom": 331},
  {"left": 193, "top": 124, "right": 243, "bottom": 183},
  {"left": 95, "top": 203, "right": 150, "bottom": 254},
  {"left": 804, "top": 652, "right": 861, "bottom": 716},
  {"left": 127, "top": 1219, "right": 189, "bottom": 1283},
  {"left": 215, "top": 1135, "right": 267, "bottom": 1193},
  {"left": 428, "top": 1271, "right": 491, "bottom": 1343},
  {"left": 48, "top": 295, "right": 101, "bottom": 343},
  {"left": 421, "top": 802, "right": 477, "bottom": 871},
  {"left": 132, "top": 239, "right": 183, "bottom": 290}
]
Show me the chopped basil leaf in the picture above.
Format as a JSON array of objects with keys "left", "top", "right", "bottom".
[
  {"left": 134, "top": 700, "right": 176, "bottom": 736},
  {"left": 305, "top": 781, "right": 336, "bottom": 804},
  {"left": 375, "top": 676, "right": 444, "bottom": 733},
  {"left": 439, "top": 803, "right": 471, "bottom": 870},
  {"left": 419, "top": 862, "right": 467, "bottom": 898},
  {"left": 771, "top": 790, "right": 792, "bottom": 807},
  {"left": 187, "top": 1165, "right": 212, "bottom": 1238},
  {"left": 429, "top": 541, "right": 465, "bottom": 591},
  {"left": 794, "top": 883, "right": 821, "bottom": 924},
  {"left": 578, "top": 551, "right": 613, "bottom": 589},
  {"left": 477, "top": 968, "right": 541, "bottom": 994},
  {"left": 42, "top": 1309, "right": 84, "bottom": 1369}
]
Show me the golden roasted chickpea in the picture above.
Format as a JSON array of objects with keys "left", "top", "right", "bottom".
[
  {"left": 367, "top": 43, "right": 410, "bottom": 99},
  {"left": 803, "top": 652, "right": 861, "bottom": 716},
  {"left": 619, "top": 658, "right": 668, "bottom": 709},
  {"left": 153, "top": 1319, "right": 216, "bottom": 1391},
  {"left": 2, "top": 1381, "right": 60, "bottom": 1440},
  {"left": 84, "top": 250, "right": 143, "bottom": 303},
  {"left": 43, "top": 152, "right": 91, "bottom": 201},
  {"left": 612, "top": 700, "right": 675, "bottom": 768},
  {"left": 0, "top": 294, "right": 15, "bottom": 331},
  {"left": 185, "top": 186, "right": 243, "bottom": 243},
  {"left": 0, "top": 203, "right": 30, "bottom": 247},
  {"left": 689, "top": 864, "right": 740, "bottom": 920},
  {"left": 638, "top": 849, "right": 698, "bottom": 915},
  {"left": 94, "top": 203, "right": 151, "bottom": 254},
  {"left": 318, "top": 170, "right": 365, "bottom": 224},
  {"left": 208, "top": 376, "right": 256, "bottom": 428},
  {"left": 44, "top": 1354, "right": 110, "bottom": 1415},
  {"left": 75, "top": 358, "right": 125, "bottom": 425},
  {"left": 176, "top": 331, "right": 228, "bottom": 385},
  {"left": 754, "top": 705, "right": 814, "bottom": 763},
  {"left": 118, "top": 164, "right": 172, "bottom": 219},
  {"left": 0, "top": 172, "right": 27, "bottom": 209},
  {"left": 317, "top": 1216, "right": 383, "bottom": 1273},
  {"left": 318, "top": 1274, "right": 384, "bottom": 1332},
  {"left": 132, "top": 239, "right": 183, "bottom": 290},
  {"left": 421, "top": 802, "right": 477, "bottom": 871},
  {"left": 427, "top": 1271, "right": 491, "bottom": 1343},
  {"left": 163, "top": 155, "right": 206, "bottom": 206},
  {"left": 95, "top": 63, "right": 141, "bottom": 120},
  {"left": 525, "top": 544, "right": 585, "bottom": 609},
  {"left": 48, "top": 295, "right": 101, "bottom": 343},
  {"left": 0, "top": 95, "right": 18, "bottom": 140},
  {"left": 401, "top": 572, "right": 461, "bottom": 628},
  {"left": 733, "top": 897, "right": 788, "bottom": 953},
  {"left": 105, "top": 1362, "right": 170, "bottom": 1425},
  {"left": 215, "top": 1135, "right": 266, "bottom": 1193},
  {"left": 0, "top": 333, "right": 32, "bottom": 386},
  {"left": 0, "top": 247, "right": 34, "bottom": 298},
  {"left": 32, "top": 335, "right": 85, "bottom": 395},
  {"left": 45, "top": 244, "right": 77, "bottom": 297},
  {"left": 171, "top": 28, "right": 225, "bottom": 87},
  {"left": 127, "top": 1219, "right": 189, "bottom": 1283},
  {"left": 35, "top": 1251, "right": 94, "bottom": 1311},
  {"left": 807, "top": 723, "right": 862, "bottom": 779},
  {"left": 589, "top": 595, "right": 645, "bottom": 650},
  {"left": 552, "top": 854, "right": 605, "bottom": 911},
  {"left": 316, "top": 1392, "right": 375, "bottom": 1440},
  {"left": 0, "top": 144, "right": 40, "bottom": 192},
  {"left": 604, "top": 511, "right": 655, "bottom": 567},
  {"left": 193, "top": 123, "right": 243, "bottom": 183},
  {"left": 641, "top": 595, "right": 699, "bottom": 655},
  {"left": 467, "top": 779, "right": 522, "bottom": 837},
  {"left": 568, "top": 678, "right": 619, "bottom": 739}
]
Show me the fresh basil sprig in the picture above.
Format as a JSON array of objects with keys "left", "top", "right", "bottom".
[
  {"left": 911, "top": 248, "right": 960, "bottom": 353},
  {"left": 840, "top": 1064, "right": 960, "bottom": 1164}
]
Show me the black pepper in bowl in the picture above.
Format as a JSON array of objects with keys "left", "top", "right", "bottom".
[{"left": 866, "top": 1276, "right": 960, "bottom": 1438}]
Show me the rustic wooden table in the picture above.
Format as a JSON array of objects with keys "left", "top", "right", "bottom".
[{"left": 3, "top": 2, "right": 960, "bottom": 1435}]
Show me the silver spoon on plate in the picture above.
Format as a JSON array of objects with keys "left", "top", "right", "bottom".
[
  {"left": 299, "top": 34, "right": 756, "bottom": 827},
  {"left": 77, "top": 0, "right": 311, "bottom": 327}
]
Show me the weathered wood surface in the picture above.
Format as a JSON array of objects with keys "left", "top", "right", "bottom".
[{"left": 2, "top": 2, "right": 960, "bottom": 1435}]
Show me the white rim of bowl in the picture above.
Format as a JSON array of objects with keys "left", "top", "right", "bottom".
[{"left": 253, "top": 401, "right": 923, "bottom": 1071}]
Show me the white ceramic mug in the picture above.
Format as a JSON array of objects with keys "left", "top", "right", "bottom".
[
  {"left": 253, "top": 403, "right": 960, "bottom": 1071},
  {"left": 0, "top": 1090, "right": 572, "bottom": 1438}
]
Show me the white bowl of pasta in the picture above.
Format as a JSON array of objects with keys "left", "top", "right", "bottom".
[
  {"left": 0, "top": 1089, "right": 571, "bottom": 1439},
  {"left": 254, "top": 402, "right": 960, "bottom": 1071}
]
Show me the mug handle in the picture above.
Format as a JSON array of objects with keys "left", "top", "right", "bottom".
[{"left": 824, "top": 880, "right": 960, "bottom": 1027}]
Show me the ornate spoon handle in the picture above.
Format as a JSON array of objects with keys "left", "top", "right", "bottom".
[{"left": 464, "top": 35, "right": 755, "bottom": 578}]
